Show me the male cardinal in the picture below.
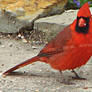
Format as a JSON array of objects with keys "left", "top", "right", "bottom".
[{"left": 2, "top": 3, "right": 92, "bottom": 79}]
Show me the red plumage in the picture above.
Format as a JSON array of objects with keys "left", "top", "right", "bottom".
[{"left": 2, "top": 3, "right": 92, "bottom": 79}]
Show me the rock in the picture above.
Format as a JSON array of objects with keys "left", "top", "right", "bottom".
[
  {"left": 0, "top": 0, "right": 68, "bottom": 33},
  {"left": 34, "top": 7, "right": 92, "bottom": 41},
  {"left": 0, "top": 10, "right": 31, "bottom": 33},
  {"left": 34, "top": 10, "right": 78, "bottom": 41}
]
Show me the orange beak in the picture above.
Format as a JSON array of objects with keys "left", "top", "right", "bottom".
[{"left": 78, "top": 18, "right": 86, "bottom": 27}]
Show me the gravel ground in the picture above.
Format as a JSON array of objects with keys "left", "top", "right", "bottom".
[{"left": 0, "top": 38, "right": 92, "bottom": 92}]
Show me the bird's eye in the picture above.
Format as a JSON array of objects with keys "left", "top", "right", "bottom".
[{"left": 78, "top": 18, "right": 86, "bottom": 27}]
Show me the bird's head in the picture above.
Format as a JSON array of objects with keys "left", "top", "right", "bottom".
[{"left": 76, "top": 2, "right": 91, "bottom": 34}]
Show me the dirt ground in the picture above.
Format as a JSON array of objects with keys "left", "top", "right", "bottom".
[{"left": 0, "top": 38, "right": 92, "bottom": 92}]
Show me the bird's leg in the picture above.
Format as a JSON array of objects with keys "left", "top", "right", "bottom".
[
  {"left": 59, "top": 70, "right": 62, "bottom": 75},
  {"left": 71, "top": 70, "right": 86, "bottom": 80},
  {"left": 72, "top": 70, "right": 80, "bottom": 78}
]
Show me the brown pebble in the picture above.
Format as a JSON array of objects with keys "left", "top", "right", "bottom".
[{"left": 1, "top": 64, "right": 4, "bottom": 66}]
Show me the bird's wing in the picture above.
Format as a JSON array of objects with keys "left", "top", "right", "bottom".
[{"left": 38, "top": 26, "right": 72, "bottom": 57}]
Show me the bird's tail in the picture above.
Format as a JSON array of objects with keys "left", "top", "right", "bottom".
[{"left": 2, "top": 56, "right": 40, "bottom": 76}]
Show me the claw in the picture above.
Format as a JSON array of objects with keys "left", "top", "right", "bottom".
[
  {"left": 71, "top": 70, "right": 86, "bottom": 80},
  {"left": 72, "top": 76, "right": 87, "bottom": 80}
]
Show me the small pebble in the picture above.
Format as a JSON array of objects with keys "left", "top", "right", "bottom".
[
  {"left": 83, "top": 87, "right": 88, "bottom": 89},
  {"left": 21, "top": 36, "right": 24, "bottom": 39},
  {"left": 18, "top": 34, "right": 21, "bottom": 38},
  {"left": 22, "top": 39, "right": 28, "bottom": 43},
  {"left": 32, "top": 46, "right": 38, "bottom": 49},
  {"left": 0, "top": 90, "right": 3, "bottom": 92},
  {"left": 0, "top": 73, "right": 3, "bottom": 77},
  {"left": 1, "top": 45, "right": 5, "bottom": 48},
  {"left": 1, "top": 64, "right": 4, "bottom": 66},
  {"left": 39, "top": 70, "right": 42, "bottom": 72},
  {"left": 35, "top": 89, "right": 39, "bottom": 92},
  {"left": 9, "top": 44, "right": 13, "bottom": 47},
  {"left": 0, "top": 42, "right": 2, "bottom": 45}
]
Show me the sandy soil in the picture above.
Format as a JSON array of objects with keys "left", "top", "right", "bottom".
[{"left": 0, "top": 38, "right": 92, "bottom": 92}]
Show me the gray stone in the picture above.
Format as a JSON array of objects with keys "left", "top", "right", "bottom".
[
  {"left": 34, "top": 7, "right": 92, "bottom": 41},
  {"left": 0, "top": 10, "right": 34, "bottom": 33},
  {"left": 34, "top": 10, "right": 78, "bottom": 40},
  {"left": 0, "top": 0, "right": 67, "bottom": 33}
]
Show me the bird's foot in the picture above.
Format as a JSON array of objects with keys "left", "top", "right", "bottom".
[
  {"left": 71, "top": 70, "right": 87, "bottom": 80},
  {"left": 72, "top": 76, "right": 87, "bottom": 80}
]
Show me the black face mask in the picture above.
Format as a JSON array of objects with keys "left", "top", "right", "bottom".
[{"left": 76, "top": 17, "right": 90, "bottom": 34}]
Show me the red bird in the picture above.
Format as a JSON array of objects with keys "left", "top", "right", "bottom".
[{"left": 2, "top": 3, "right": 92, "bottom": 79}]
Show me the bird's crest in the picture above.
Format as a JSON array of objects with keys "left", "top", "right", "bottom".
[{"left": 77, "top": 3, "right": 91, "bottom": 17}]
